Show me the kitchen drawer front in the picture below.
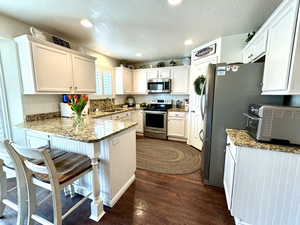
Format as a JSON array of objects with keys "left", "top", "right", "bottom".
[{"left": 168, "top": 111, "right": 185, "bottom": 118}]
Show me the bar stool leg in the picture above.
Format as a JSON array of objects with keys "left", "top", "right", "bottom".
[
  {"left": 69, "top": 184, "right": 75, "bottom": 198},
  {"left": 0, "top": 160, "right": 7, "bottom": 218},
  {"left": 27, "top": 177, "right": 36, "bottom": 225},
  {"left": 52, "top": 187, "right": 63, "bottom": 225}
]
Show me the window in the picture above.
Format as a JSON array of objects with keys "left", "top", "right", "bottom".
[{"left": 95, "top": 68, "right": 113, "bottom": 96}]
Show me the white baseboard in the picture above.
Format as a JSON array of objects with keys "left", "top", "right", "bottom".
[
  {"left": 168, "top": 136, "right": 187, "bottom": 142},
  {"left": 136, "top": 133, "right": 144, "bottom": 136},
  {"left": 109, "top": 174, "right": 135, "bottom": 207},
  {"left": 74, "top": 175, "right": 135, "bottom": 208}
]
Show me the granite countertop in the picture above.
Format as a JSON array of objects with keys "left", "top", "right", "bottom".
[
  {"left": 18, "top": 116, "right": 137, "bottom": 143},
  {"left": 168, "top": 108, "right": 188, "bottom": 112},
  {"left": 91, "top": 107, "right": 144, "bottom": 118},
  {"left": 226, "top": 129, "right": 300, "bottom": 154}
]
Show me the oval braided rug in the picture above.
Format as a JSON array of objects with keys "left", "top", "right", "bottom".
[{"left": 136, "top": 138, "right": 201, "bottom": 174}]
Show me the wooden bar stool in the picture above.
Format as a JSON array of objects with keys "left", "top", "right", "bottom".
[
  {"left": 3, "top": 140, "right": 94, "bottom": 225},
  {"left": 0, "top": 146, "right": 67, "bottom": 225}
]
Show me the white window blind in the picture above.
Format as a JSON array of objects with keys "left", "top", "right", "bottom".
[
  {"left": 103, "top": 73, "right": 113, "bottom": 95},
  {"left": 95, "top": 68, "right": 113, "bottom": 96}
]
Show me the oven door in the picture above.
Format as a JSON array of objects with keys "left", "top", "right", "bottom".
[
  {"left": 147, "top": 80, "right": 171, "bottom": 93},
  {"left": 243, "top": 113, "right": 260, "bottom": 139},
  {"left": 144, "top": 111, "right": 167, "bottom": 132}
]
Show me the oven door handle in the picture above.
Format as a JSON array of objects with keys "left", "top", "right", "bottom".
[
  {"left": 144, "top": 111, "right": 167, "bottom": 115},
  {"left": 242, "top": 113, "right": 260, "bottom": 120}
]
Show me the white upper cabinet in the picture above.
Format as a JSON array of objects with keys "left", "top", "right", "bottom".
[
  {"left": 158, "top": 68, "right": 171, "bottom": 78},
  {"left": 171, "top": 66, "right": 189, "bottom": 94},
  {"left": 72, "top": 55, "right": 96, "bottom": 93},
  {"left": 147, "top": 67, "right": 171, "bottom": 79},
  {"left": 263, "top": 1, "right": 298, "bottom": 93},
  {"left": 115, "top": 67, "right": 133, "bottom": 95},
  {"left": 132, "top": 69, "right": 147, "bottom": 94},
  {"left": 242, "top": 0, "right": 300, "bottom": 95},
  {"left": 147, "top": 68, "right": 159, "bottom": 79},
  {"left": 15, "top": 35, "right": 96, "bottom": 94},
  {"left": 31, "top": 42, "right": 73, "bottom": 92},
  {"left": 243, "top": 32, "right": 267, "bottom": 63}
]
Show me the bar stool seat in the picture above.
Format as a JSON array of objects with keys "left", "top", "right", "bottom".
[{"left": 33, "top": 152, "right": 91, "bottom": 184}]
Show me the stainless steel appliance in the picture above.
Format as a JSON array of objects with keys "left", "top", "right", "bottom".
[
  {"left": 147, "top": 79, "right": 171, "bottom": 93},
  {"left": 201, "top": 63, "right": 283, "bottom": 187},
  {"left": 244, "top": 104, "right": 300, "bottom": 145},
  {"left": 144, "top": 99, "right": 172, "bottom": 139}
]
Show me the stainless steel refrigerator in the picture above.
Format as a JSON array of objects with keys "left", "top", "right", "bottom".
[{"left": 201, "top": 63, "right": 283, "bottom": 187}]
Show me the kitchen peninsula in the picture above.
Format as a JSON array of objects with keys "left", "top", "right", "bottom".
[{"left": 18, "top": 116, "right": 137, "bottom": 221}]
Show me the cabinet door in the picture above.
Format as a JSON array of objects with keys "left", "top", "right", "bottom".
[
  {"left": 262, "top": 3, "right": 297, "bottom": 92},
  {"left": 158, "top": 68, "right": 171, "bottom": 78},
  {"left": 133, "top": 69, "right": 147, "bottom": 94},
  {"left": 124, "top": 70, "right": 133, "bottom": 93},
  {"left": 31, "top": 42, "right": 73, "bottom": 92},
  {"left": 147, "top": 68, "right": 159, "bottom": 79},
  {"left": 223, "top": 146, "right": 236, "bottom": 210},
  {"left": 167, "top": 118, "right": 185, "bottom": 137},
  {"left": 72, "top": 55, "right": 96, "bottom": 93},
  {"left": 171, "top": 66, "right": 189, "bottom": 94},
  {"left": 137, "top": 111, "right": 144, "bottom": 133}
]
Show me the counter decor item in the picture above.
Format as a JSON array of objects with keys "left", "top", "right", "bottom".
[
  {"left": 194, "top": 76, "right": 206, "bottom": 95},
  {"left": 68, "top": 94, "right": 89, "bottom": 128}
]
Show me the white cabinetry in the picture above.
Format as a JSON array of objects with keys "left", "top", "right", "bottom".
[
  {"left": 225, "top": 134, "right": 300, "bottom": 225},
  {"left": 171, "top": 66, "right": 189, "bottom": 94},
  {"left": 115, "top": 67, "right": 133, "bottom": 95},
  {"left": 31, "top": 42, "right": 73, "bottom": 92},
  {"left": 147, "top": 68, "right": 171, "bottom": 79},
  {"left": 167, "top": 112, "right": 186, "bottom": 141},
  {"left": 15, "top": 35, "right": 96, "bottom": 94},
  {"left": 243, "top": 0, "right": 300, "bottom": 95},
  {"left": 72, "top": 55, "right": 96, "bottom": 93},
  {"left": 132, "top": 69, "right": 147, "bottom": 94},
  {"left": 243, "top": 32, "right": 267, "bottom": 63},
  {"left": 25, "top": 131, "right": 49, "bottom": 148},
  {"left": 262, "top": 1, "right": 298, "bottom": 93},
  {"left": 131, "top": 110, "right": 144, "bottom": 134}
]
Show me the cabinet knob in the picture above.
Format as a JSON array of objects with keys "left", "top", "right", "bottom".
[{"left": 191, "top": 110, "right": 195, "bottom": 113}]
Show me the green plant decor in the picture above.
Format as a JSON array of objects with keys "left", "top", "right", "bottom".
[{"left": 194, "top": 76, "right": 206, "bottom": 95}]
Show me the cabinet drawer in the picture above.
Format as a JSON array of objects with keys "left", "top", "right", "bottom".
[{"left": 168, "top": 112, "right": 185, "bottom": 118}]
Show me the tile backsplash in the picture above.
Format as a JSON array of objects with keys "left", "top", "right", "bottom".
[{"left": 89, "top": 98, "right": 119, "bottom": 112}]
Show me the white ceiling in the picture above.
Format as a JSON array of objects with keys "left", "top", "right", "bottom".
[{"left": 0, "top": 0, "right": 282, "bottom": 62}]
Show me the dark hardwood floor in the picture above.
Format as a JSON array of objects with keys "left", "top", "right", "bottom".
[{"left": 0, "top": 169, "right": 234, "bottom": 225}]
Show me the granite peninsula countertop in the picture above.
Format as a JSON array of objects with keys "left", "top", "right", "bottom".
[
  {"left": 18, "top": 116, "right": 137, "bottom": 143},
  {"left": 226, "top": 129, "right": 300, "bottom": 154}
]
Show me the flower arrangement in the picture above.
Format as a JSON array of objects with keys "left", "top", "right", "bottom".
[{"left": 68, "top": 94, "right": 89, "bottom": 125}]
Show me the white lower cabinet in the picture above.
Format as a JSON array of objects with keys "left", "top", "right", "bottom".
[
  {"left": 26, "top": 131, "right": 49, "bottom": 148},
  {"left": 167, "top": 112, "right": 186, "bottom": 141},
  {"left": 225, "top": 135, "right": 300, "bottom": 225},
  {"left": 130, "top": 110, "right": 144, "bottom": 134}
]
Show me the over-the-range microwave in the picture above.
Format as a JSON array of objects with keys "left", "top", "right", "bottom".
[{"left": 147, "top": 78, "right": 171, "bottom": 94}]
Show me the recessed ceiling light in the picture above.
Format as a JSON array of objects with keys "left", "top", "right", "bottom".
[
  {"left": 136, "top": 53, "right": 142, "bottom": 57},
  {"left": 184, "top": 39, "right": 193, "bottom": 45},
  {"left": 80, "top": 18, "right": 93, "bottom": 28},
  {"left": 168, "top": 0, "right": 183, "bottom": 6}
]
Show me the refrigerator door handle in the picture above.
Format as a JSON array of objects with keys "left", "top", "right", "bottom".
[
  {"left": 200, "top": 79, "right": 207, "bottom": 119},
  {"left": 199, "top": 129, "right": 204, "bottom": 142}
]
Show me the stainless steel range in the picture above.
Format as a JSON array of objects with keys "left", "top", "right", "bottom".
[{"left": 144, "top": 99, "right": 172, "bottom": 140}]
